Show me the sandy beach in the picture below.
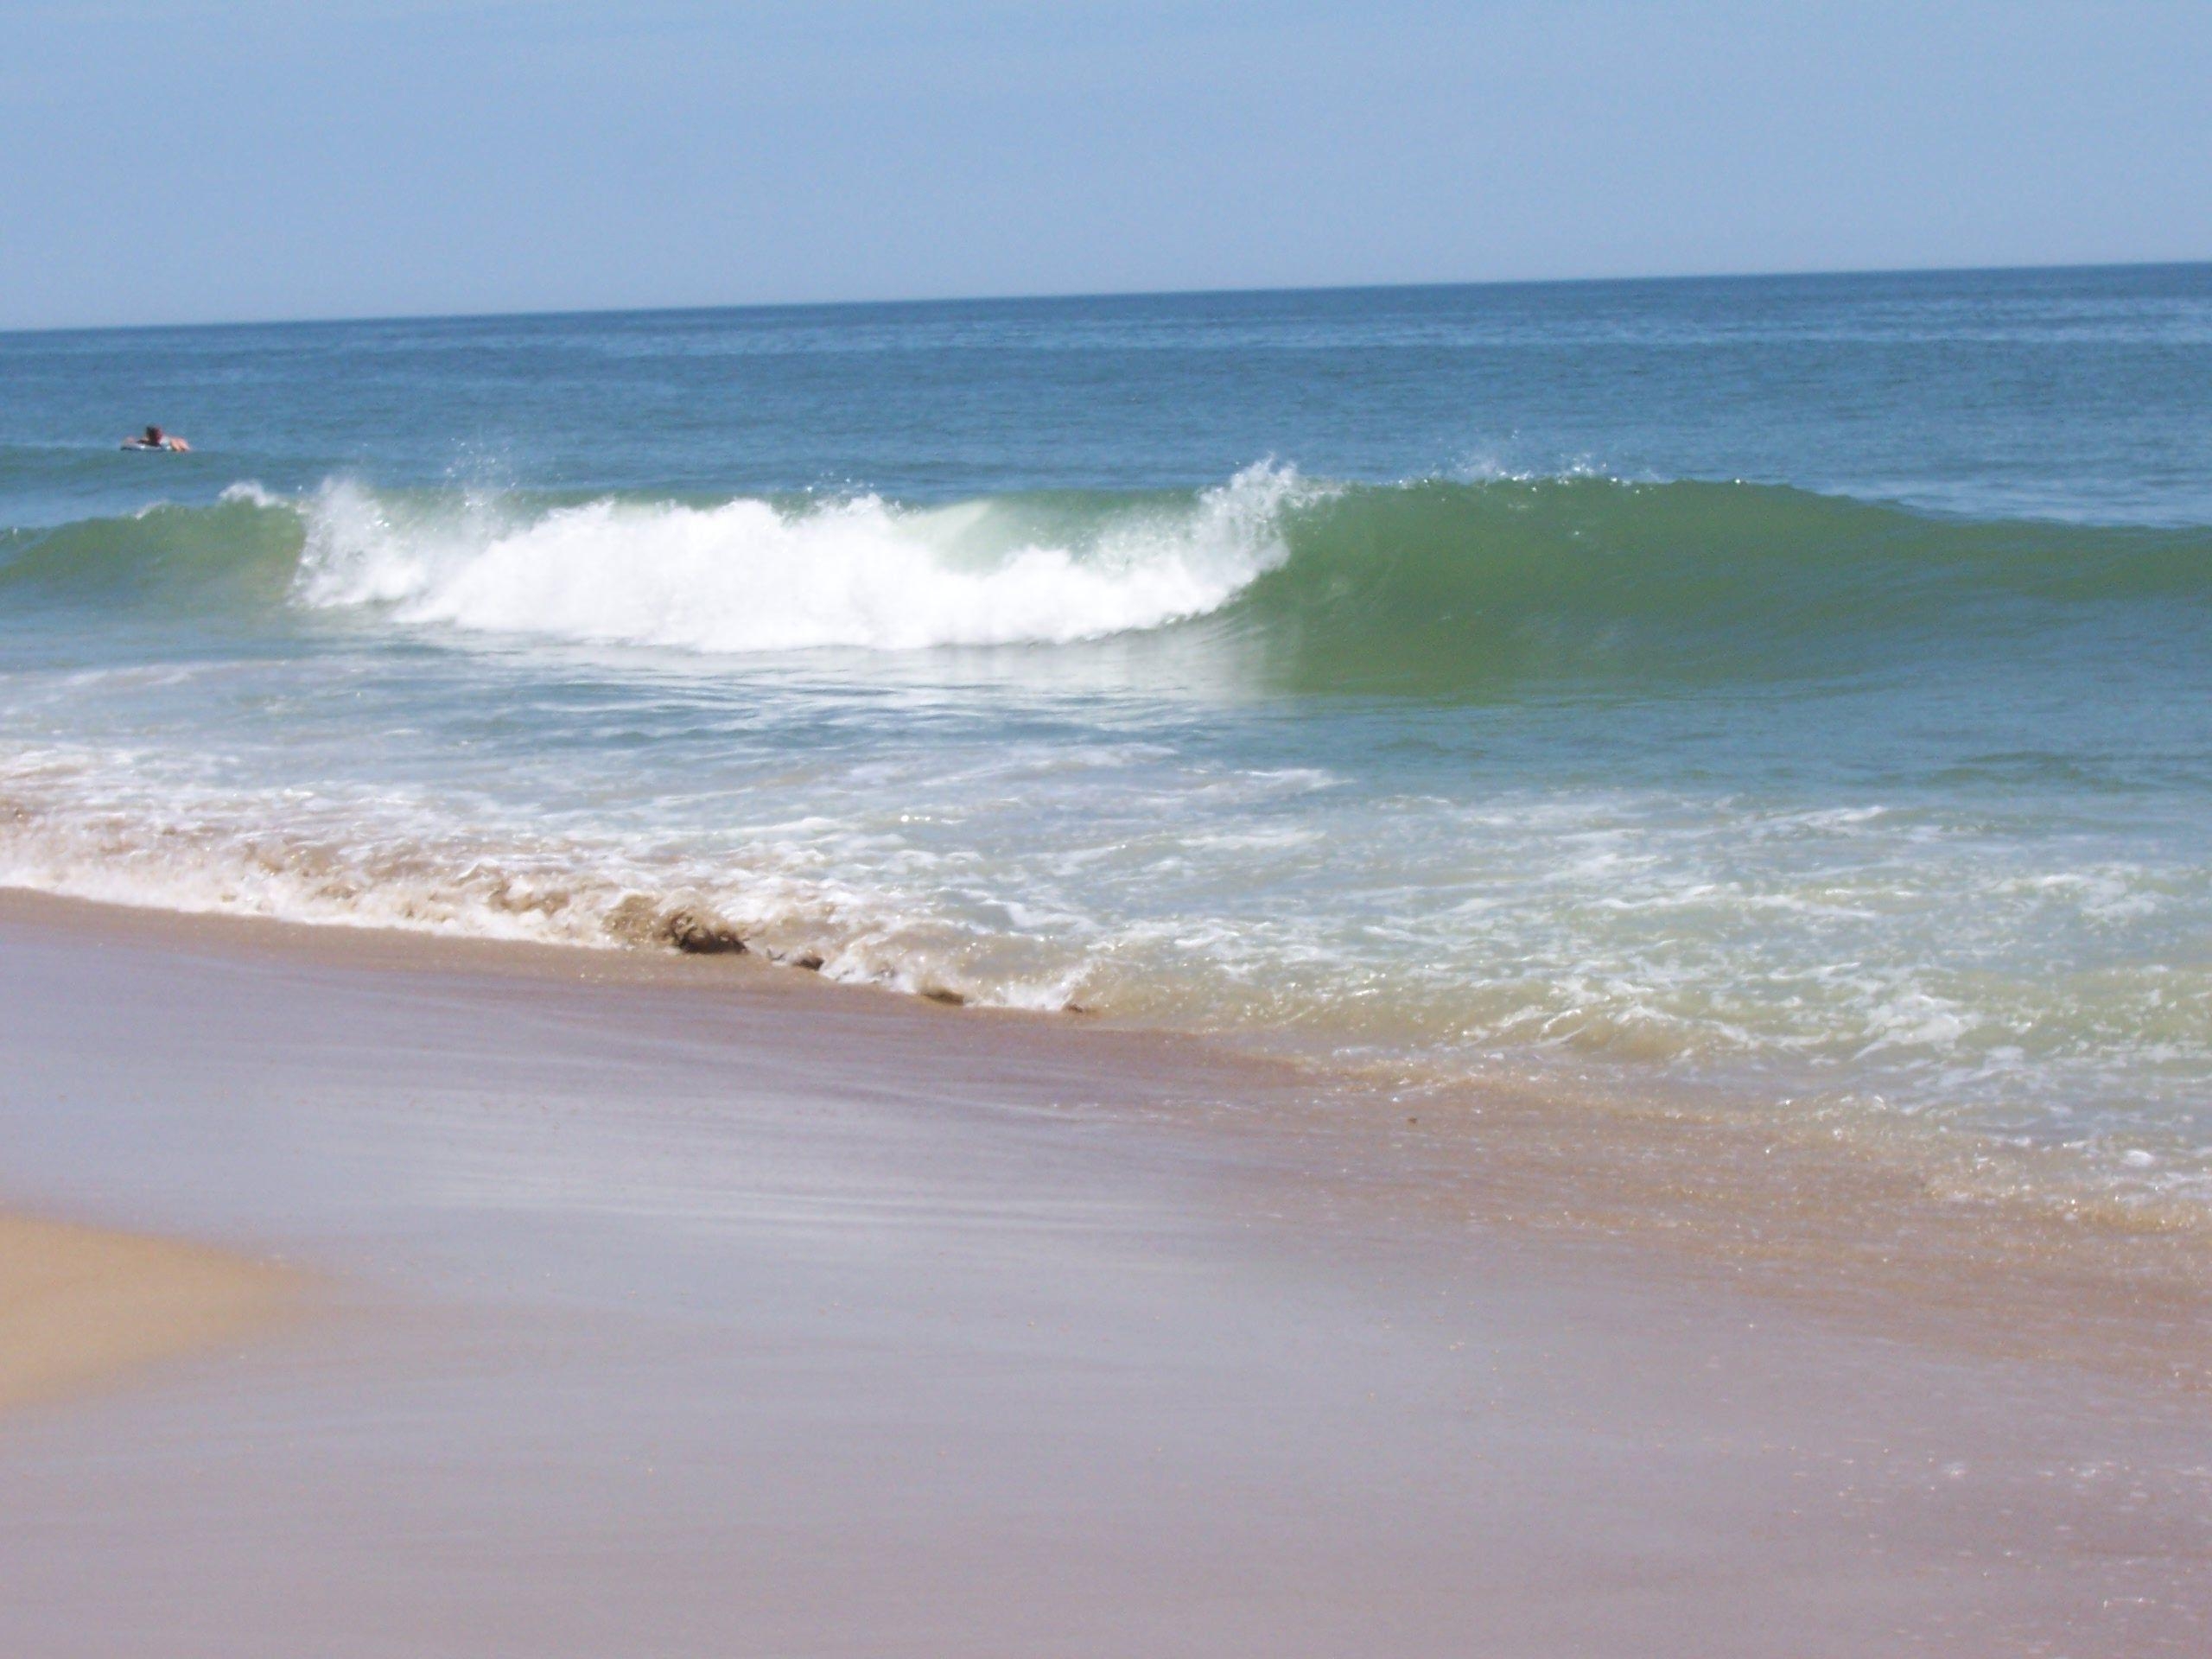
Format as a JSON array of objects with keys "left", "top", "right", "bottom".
[
  {"left": 2, "top": 887, "right": 2207, "bottom": 1656},
  {"left": 9, "top": 0, "right": 2209, "bottom": 1645},
  {"left": 0, "top": 1212, "right": 292, "bottom": 1414}
]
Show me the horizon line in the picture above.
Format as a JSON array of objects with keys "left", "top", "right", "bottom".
[{"left": 5, "top": 254, "right": 2206, "bottom": 340}]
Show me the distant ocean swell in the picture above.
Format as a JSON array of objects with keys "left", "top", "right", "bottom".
[{"left": 5, "top": 467, "right": 2206, "bottom": 690}]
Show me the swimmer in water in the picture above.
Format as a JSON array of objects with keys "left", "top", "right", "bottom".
[{"left": 122, "top": 424, "right": 190, "bottom": 452}]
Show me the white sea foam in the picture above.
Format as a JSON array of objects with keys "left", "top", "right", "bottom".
[
  {"left": 293, "top": 463, "right": 1313, "bottom": 654},
  {"left": 0, "top": 747, "right": 1106, "bottom": 1014},
  {"left": 3, "top": 733, "right": 2210, "bottom": 1208}
]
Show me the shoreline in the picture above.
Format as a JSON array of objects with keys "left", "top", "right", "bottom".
[
  {"left": 4, "top": 882, "right": 2207, "bottom": 1393},
  {"left": 3, "top": 881, "right": 2209, "bottom": 1651}
]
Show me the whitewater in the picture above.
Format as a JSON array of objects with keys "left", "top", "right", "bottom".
[
  {"left": 289, "top": 463, "right": 1314, "bottom": 652},
  {"left": 3, "top": 265, "right": 2210, "bottom": 1217}
]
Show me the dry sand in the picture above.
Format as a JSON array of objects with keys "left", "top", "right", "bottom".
[
  {"left": 0, "top": 1212, "right": 292, "bottom": 1413},
  {"left": 1, "top": 887, "right": 2208, "bottom": 1656}
]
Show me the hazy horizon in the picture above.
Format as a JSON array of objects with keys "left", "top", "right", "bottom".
[{"left": 5, "top": 255, "right": 2208, "bottom": 339}]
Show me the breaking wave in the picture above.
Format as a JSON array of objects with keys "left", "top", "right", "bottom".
[
  {"left": 291, "top": 464, "right": 1314, "bottom": 652},
  {"left": 4, "top": 467, "right": 2207, "bottom": 691}
]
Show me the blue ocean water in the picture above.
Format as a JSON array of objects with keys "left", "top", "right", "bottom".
[{"left": 3, "top": 264, "right": 2209, "bottom": 1206}]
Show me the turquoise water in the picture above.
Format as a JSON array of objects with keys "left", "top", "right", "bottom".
[{"left": 3, "top": 265, "right": 2209, "bottom": 1205}]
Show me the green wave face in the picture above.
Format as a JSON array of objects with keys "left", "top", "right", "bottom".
[
  {"left": 1217, "top": 478, "right": 2212, "bottom": 696},
  {"left": 5, "top": 475, "right": 2206, "bottom": 696},
  {"left": 0, "top": 492, "right": 307, "bottom": 615}
]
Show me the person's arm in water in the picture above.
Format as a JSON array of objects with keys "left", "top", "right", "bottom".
[{"left": 166, "top": 436, "right": 190, "bottom": 452}]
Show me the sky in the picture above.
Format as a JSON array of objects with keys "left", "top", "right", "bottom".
[{"left": 3, "top": 0, "right": 2208, "bottom": 329}]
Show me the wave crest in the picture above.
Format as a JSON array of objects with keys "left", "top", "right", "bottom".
[
  {"left": 10, "top": 469, "right": 2206, "bottom": 694},
  {"left": 294, "top": 464, "right": 1313, "bottom": 653}
]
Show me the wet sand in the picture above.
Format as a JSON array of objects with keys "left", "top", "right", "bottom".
[{"left": 1, "top": 888, "right": 2208, "bottom": 1656}]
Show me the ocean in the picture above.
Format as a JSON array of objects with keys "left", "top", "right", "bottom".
[{"left": 3, "top": 264, "right": 2209, "bottom": 1212}]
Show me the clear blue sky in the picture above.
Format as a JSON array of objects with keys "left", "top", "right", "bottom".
[{"left": 4, "top": 0, "right": 2208, "bottom": 329}]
